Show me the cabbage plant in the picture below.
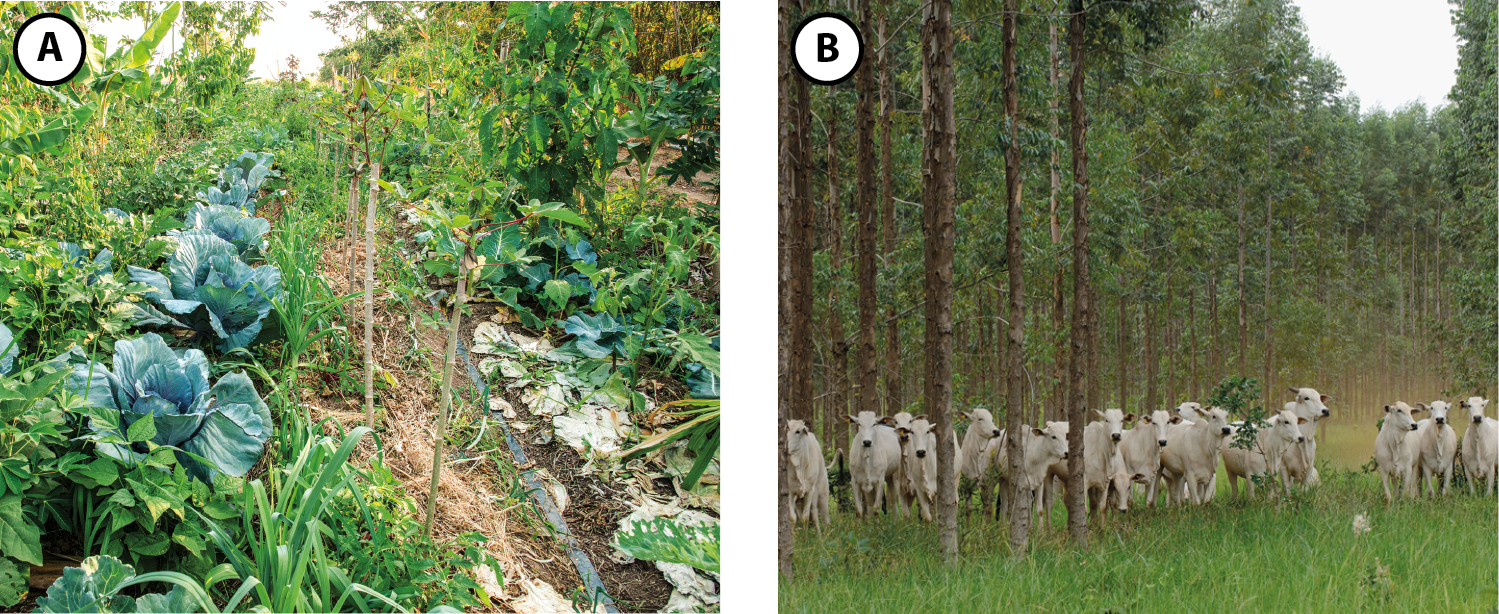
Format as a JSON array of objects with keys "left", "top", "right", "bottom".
[
  {"left": 126, "top": 234, "right": 281, "bottom": 352},
  {"left": 197, "top": 151, "right": 276, "bottom": 215},
  {"left": 175, "top": 203, "right": 270, "bottom": 260},
  {"left": 59, "top": 333, "right": 270, "bottom": 482}
]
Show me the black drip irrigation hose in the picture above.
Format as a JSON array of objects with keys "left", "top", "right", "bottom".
[{"left": 425, "top": 294, "right": 620, "bottom": 613}]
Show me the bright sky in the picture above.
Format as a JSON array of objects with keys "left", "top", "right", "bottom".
[
  {"left": 90, "top": 1, "right": 346, "bottom": 81},
  {"left": 1294, "top": 0, "right": 1459, "bottom": 112}
]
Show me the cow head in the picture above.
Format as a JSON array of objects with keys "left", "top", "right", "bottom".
[
  {"left": 1384, "top": 403, "right": 1420, "bottom": 432},
  {"left": 1093, "top": 408, "right": 1130, "bottom": 442},
  {"left": 963, "top": 408, "right": 1003, "bottom": 440},
  {"left": 1031, "top": 421, "right": 1070, "bottom": 461},
  {"left": 1463, "top": 397, "right": 1490, "bottom": 425},
  {"left": 1202, "top": 407, "right": 1232, "bottom": 436},
  {"left": 1287, "top": 387, "right": 1332, "bottom": 418},
  {"left": 1418, "top": 401, "right": 1451, "bottom": 426},
  {"left": 843, "top": 411, "right": 884, "bottom": 448},
  {"left": 1174, "top": 402, "right": 1205, "bottom": 421},
  {"left": 1268, "top": 409, "right": 1306, "bottom": 445},
  {"left": 1140, "top": 410, "right": 1172, "bottom": 447}
]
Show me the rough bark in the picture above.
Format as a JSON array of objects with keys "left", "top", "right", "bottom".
[
  {"left": 1263, "top": 132, "right": 1273, "bottom": 393},
  {"left": 365, "top": 163, "right": 380, "bottom": 428},
  {"left": 1145, "top": 292, "right": 1157, "bottom": 413},
  {"left": 790, "top": 0, "right": 815, "bottom": 434},
  {"left": 1048, "top": 4, "right": 1066, "bottom": 425},
  {"left": 854, "top": 0, "right": 879, "bottom": 424},
  {"left": 827, "top": 87, "right": 849, "bottom": 454},
  {"left": 1065, "top": 0, "right": 1090, "bottom": 548},
  {"left": 922, "top": 0, "right": 959, "bottom": 560},
  {"left": 1001, "top": 0, "right": 1031, "bottom": 555},
  {"left": 1188, "top": 283, "right": 1197, "bottom": 400},
  {"left": 880, "top": 15, "right": 901, "bottom": 415},
  {"left": 778, "top": 0, "right": 795, "bottom": 577},
  {"left": 1236, "top": 185, "right": 1247, "bottom": 376},
  {"left": 1208, "top": 263, "right": 1219, "bottom": 388},
  {"left": 1118, "top": 292, "right": 1128, "bottom": 410}
]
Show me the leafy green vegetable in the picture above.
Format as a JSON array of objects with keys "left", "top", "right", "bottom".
[
  {"left": 563, "top": 312, "right": 632, "bottom": 359},
  {"left": 0, "top": 323, "right": 15, "bottom": 375},
  {"left": 126, "top": 233, "right": 281, "bottom": 352},
  {"left": 613, "top": 516, "right": 720, "bottom": 574},
  {"left": 197, "top": 151, "right": 276, "bottom": 215},
  {"left": 0, "top": 556, "right": 27, "bottom": 607},
  {"left": 33, "top": 555, "right": 138, "bottom": 613},
  {"left": 177, "top": 204, "right": 271, "bottom": 261},
  {"left": 61, "top": 333, "right": 270, "bottom": 482}
]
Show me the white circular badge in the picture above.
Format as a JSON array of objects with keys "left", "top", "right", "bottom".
[
  {"left": 13, "top": 13, "right": 87, "bottom": 86},
  {"left": 792, "top": 13, "right": 863, "bottom": 86}
]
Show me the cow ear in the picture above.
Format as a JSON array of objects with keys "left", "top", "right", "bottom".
[
  {"left": 1124, "top": 412, "right": 1136, "bottom": 423},
  {"left": 1410, "top": 406, "right": 1423, "bottom": 414},
  {"left": 896, "top": 427, "right": 910, "bottom": 436},
  {"left": 1133, "top": 473, "right": 1146, "bottom": 481},
  {"left": 1297, "top": 417, "right": 1307, "bottom": 424},
  {"left": 914, "top": 414, "right": 928, "bottom": 422},
  {"left": 1141, "top": 414, "right": 1152, "bottom": 424},
  {"left": 1384, "top": 405, "right": 1392, "bottom": 414},
  {"left": 1417, "top": 403, "right": 1430, "bottom": 411},
  {"left": 1031, "top": 427, "right": 1045, "bottom": 436},
  {"left": 1320, "top": 394, "right": 1331, "bottom": 402},
  {"left": 958, "top": 411, "right": 971, "bottom": 421},
  {"left": 1093, "top": 409, "right": 1105, "bottom": 420},
  {"left": 1169, "top": 415, "right": 1183, "bottom": 424},
  {"left": 878, "top": 416, "right": 896, "bottom": 426},
  {"left": 843, "top": 415, "right": 856, "bottom": 423}
]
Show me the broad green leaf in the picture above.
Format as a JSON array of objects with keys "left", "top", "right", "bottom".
[
  {"left": 126, "top": 414, "right": 157, "bottom": 443},
  {"left": 124, "top": 530, "right": 169, "bottom": 556},
  {"left": 0, "top": 494, "right": 41, "bottom": 565},
  {"left": 676, "top": 334, "right": 720, "bottom": 378},
  {"left": 542, "top": 279, "right": 572, "bottom": 312}
]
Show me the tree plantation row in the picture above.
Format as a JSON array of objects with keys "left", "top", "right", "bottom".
[{"left": 777, "top": 0, "right": 1496, "bottom": 568}]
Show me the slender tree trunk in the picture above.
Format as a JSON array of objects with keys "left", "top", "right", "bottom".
[
  {"left": 1263, "top": 132, "right": 1273, "bottom": 394},
  {"left": 1047, "top": 2, "right": 1066, "bottom": 425},
  {"left": 828, "top": 87, "right": 850, "bottom": 454},
  {"left": 1208, "top": 263, "right": 1219, "bottom": 389},
  {"left": 1118, "top": 292, "right": 1128, "bottom": 411},
  {"left": 1065, "top": 0, "right": 1090, "bottom": 548},
  {"left": 879, "top": 15, "right": 902, "bottom": 415},
  {"left": 1236, "top": 185, "right": 1247, "bottom": 376},
  {"left": 426, "top": 246, "right": 467, "bottom": 538},
  {"left": 921, "top": 0, "right": 959, "bottom": 560},
  {"left": 1001, "top": 0, "right": 1031, "bottom": 554},
  {"left": 345, "top": 163, "right": 359, "bottom": 294},
  {"left": 854, "top": 0, "right": 880, "bottom": 433},
  {"left": 778, "top": 0, "right": 795, "bottom": 576},
  {"left": 791, "top": 0, "right": 815, "bottom": 432},
  {"left": 1188, "top": 283, "right": 1198, "bottom": 401},
  {"left": 364, "top": 163, "right": 380, "bottom": 428},
  {"left": 1145, "top": 292, "right": 1157, "bottom": 413}
]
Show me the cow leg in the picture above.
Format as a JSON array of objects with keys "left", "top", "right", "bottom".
[{"left": 1380, "top": 470, "right": 1392, "bottom": 504}]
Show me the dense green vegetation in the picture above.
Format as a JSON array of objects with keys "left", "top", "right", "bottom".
[
  {"left": 777, "top": 0, "right": 1496, "bottom": 602},
  {"left": 0, "top": 1, "right": 720, "bottom": 612}
]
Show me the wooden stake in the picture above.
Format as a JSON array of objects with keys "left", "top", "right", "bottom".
[
  {"left": 365, "top": 163, "right": 380, "bottom": 428},
  {"left": 427, "top": 244, "right": 468, "bottom": 537}
]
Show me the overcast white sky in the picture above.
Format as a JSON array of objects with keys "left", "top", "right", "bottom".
[
  {"left": 91, "top": 1, "right": 344, "bottom": 80},
  {"left": 1295, "top": 0, "right": 1459, "bottom": 112}
]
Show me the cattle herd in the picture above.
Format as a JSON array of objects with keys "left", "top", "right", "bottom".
[{"left": 784, "top": 388, "right": 1499, "bottom": 530}]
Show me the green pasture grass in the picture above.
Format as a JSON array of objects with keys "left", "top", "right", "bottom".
[{"left": 781, "top": 467, "right": 1496, "bottom": 613}]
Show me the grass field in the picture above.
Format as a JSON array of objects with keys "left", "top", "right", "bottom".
[{"left": 779, "top": 466, "right": 1496, "bottom": 613}]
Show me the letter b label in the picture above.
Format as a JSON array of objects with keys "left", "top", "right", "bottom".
[{"left": 792, "top": 13, "right": 863, "bottom": 86}]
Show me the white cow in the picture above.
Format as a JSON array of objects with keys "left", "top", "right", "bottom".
[
  {"left": 785, "top": 419, "right": 831, "bottom": 529},
  {"left": 843, "top": 411, "right": 902, "bottom": 517},
  {"left": 1460, "top": 397, "right": 1497, "bottom": 496},
  {"left": 1374, "top": 402, "right": 1422, "bottom": 503},
  {"left": 1021, "top": 421, "right": 1069, "bottom": 522},
  {"left": 1404, "top": 401, "right": 1457, "bottom": 498},
  {"left": 956, "top": 408, "right": 1004, "bottom": 515},
  {"left": 1081, "top": 409, "right": 1133, "bottom": 518},
  {"left": 1159, "top": 407, "right": 1232, "bottom": 505},
  {"left": 886, "top": 412, "right": 917, "bottom": 516},
  {"left": 1219, "top": 409, "right": 1306, "bottom": 499},
  {"left": 895, "top": 417, "right": 938, "bottom": 521},
  {"left": 1281, "top": 388, "right": 1331, "bottom": 488},
  {"left": 1119, "top": 410, "right": 1178, "bottom": 507}
]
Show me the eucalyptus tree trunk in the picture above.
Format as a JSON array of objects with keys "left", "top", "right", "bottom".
[
  {"left": 1065, "top": 0, "right": 1091, "bottom": 549},
  {"left": 853, "top": 0, "right": 880, "bottom": 433},
  {"left": 1118, "top": 293, "right": 1128, "bottom": 411},
  {"left": 365, "top": 163, "right": 380, "bottom": 427},
  {"left": 1145, "top": 295, "right": 1157, "bottom": 413},
  {"left": 790, "top": 0, "right": 814, "bottom": 446},
  {"left": 1208, "top": 263, "right": 1219, "bottom": 388},
  {"left": 1047, "top": 5, "right": 1066, "bottom": 425},
  {"left": 1188, "top": 284, "right": 1197, "bottom": 400},
  {"left": 1263, "top": 132, "right": 1273, "bottom": 395},
  {"left": 879, "top": 15, "right": 901, "bottom": 415},
  {"left": 921, "top": 0, "right": 958, "bottom": 560},
  {"left": 1236, "top": 185, "right": 1247, "bottom": 376},
  {"left": 777, "top": 0, "right": 795, "bottom": 575},
  {"left": 1001, "top": 0, "right": 1030, "bottom": 555},
  {"left": 426, "top": 245, "right": 467, "bottom": 538},
  {"left": 826, "top": 87, "right": 849, "bottom": 453}
]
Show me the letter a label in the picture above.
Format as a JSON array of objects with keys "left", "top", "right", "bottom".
[{"left": 13, "top": 13, "right": 87, "bottom": 86}]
